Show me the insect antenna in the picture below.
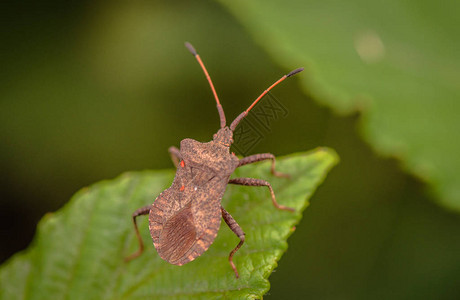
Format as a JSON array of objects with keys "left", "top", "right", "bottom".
[
  {"left": 185, "top": 42, "right": 226, "bottom": 129},
  {"left": 229, "top": 68, "right": 304, "bottom": 131}
]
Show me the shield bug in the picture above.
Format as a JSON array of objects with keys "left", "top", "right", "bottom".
[{"left": 125, "top": 42, "right": 303, "bottom": 278}]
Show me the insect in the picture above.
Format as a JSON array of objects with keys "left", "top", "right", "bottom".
[{"left": 125, "top": 42, "right": 303, "bottom": 278}]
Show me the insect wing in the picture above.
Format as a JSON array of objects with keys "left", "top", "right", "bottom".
[{"left": 149, "top": 172, "right": 225, "bottom": 266}]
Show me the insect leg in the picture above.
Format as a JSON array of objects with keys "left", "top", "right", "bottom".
[
  {"left": 237, "top": 153, "right": 289, "bottom": 178},
  {"left": 125, "top": 205, "right": 151, "bottom": 262},
  {"left": 221, "top": 206, "right": 245, "bottom": 279},
  {"left": 168, "top": 146, "right": 182, "bottom": 167},
  {"left": 228, "top": 178, "right": 295, "bottom": 212}
]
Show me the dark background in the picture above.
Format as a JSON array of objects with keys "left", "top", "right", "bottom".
[{"left": 1, "top": 1, "right": 459, "bottom": 299}]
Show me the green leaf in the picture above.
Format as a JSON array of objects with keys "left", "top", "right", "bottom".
[
  {"left": 0, "top": 148, "right": 338, "bottom": 299},
  {"left": 217, "top": 0, "right": 460, "bottom": 211}
]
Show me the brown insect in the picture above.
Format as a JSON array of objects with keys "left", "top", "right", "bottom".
[{"left": 125, "top": 42, "right": 303, "bottom": 278}]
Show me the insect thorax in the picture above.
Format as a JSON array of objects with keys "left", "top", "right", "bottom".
[{"left": 180, "top": 138, "right": 239, "bottom": 175}]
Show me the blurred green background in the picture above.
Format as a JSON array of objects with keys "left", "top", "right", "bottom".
[{"left": 1, "top": 1, "right": 459, "bottom": 299}]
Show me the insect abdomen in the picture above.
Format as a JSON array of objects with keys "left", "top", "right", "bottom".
[
  {"left": 149, "top": 178, "right": 223, "bottom": 266},
  {"left": 157, "top": 202, "right": 196, "bottom": 264}
]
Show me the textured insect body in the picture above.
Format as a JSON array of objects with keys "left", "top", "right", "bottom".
[
  {"left": 126, "top": 42, "right": 303, "bottom": 278},
  {"left": 150, "top": 130, "right": 239, "bottom": 266}
]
